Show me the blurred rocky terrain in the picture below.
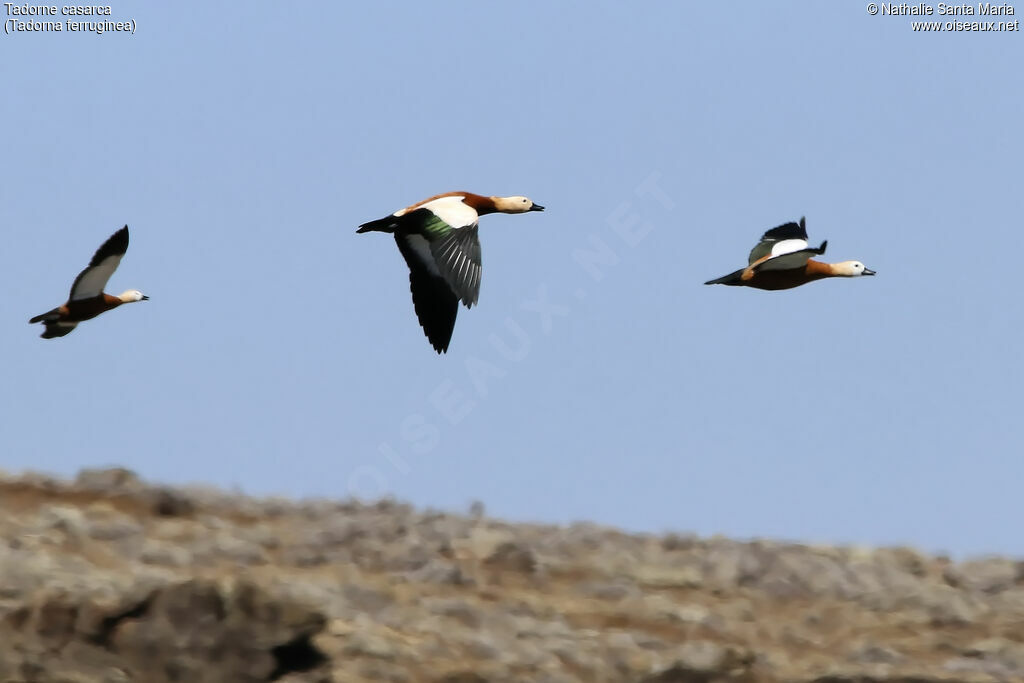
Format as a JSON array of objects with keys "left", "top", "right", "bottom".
[{"left": 0, "top": 468, "right": 1022, "bottom": 682}]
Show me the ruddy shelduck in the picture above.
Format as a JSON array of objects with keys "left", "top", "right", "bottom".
[
  {"left": 358, "top": 192, "right": 544, "bottom": 353},
  {"left": 704, "top": 217, "right": 875, "bottom": 291},
  {"left": 29, "top": 225, "right": 148, "bottom": 338}
]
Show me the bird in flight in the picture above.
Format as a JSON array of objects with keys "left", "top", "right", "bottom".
[
  {"left": 358, "top": 192, "right": 544, "bottom": 353},
  {"left": 705, "top": 217, "right": 874, "bottom": 290},
  {"left": 29, "top": 225, "right": 148, "bottom": 338}
]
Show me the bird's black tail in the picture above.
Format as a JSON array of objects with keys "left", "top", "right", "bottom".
[
  {"left": 356, "top": 216, "right": 399, "bottom": 234},
  {"left": 29, "top": 307, "right": 61, "bottom": 324},
  {"left": 704, "top": 268, "right": 745, "bottom": 286}
]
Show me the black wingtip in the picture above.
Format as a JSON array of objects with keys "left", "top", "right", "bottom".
[
  {"left": 39, "top": 324, "right": 74, "bottom": 339},
  {"left": 761, "top": 219, "right": 808, "bottom": 242},
  {"left": 104, "top": 225, "right": 130, "bottom": 252},
  {"left": 816, "top": 240, "right": 828, "bottom": 255},
  {"left": 427, "top": 327, "right": 452, "bottom": 353},
  {"left": 83, "top": 226, "right": 131, "bottom": 268}
]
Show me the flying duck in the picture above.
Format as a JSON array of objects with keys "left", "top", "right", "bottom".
[
  {"left": 704, "top": 217, "right": 875, "bottom": 290},
  {"left": 29, "top": 225, "right": 148, "bottom": 338},
  {"left": 358, "top": 192, "right": 544, "bottom": 353}
]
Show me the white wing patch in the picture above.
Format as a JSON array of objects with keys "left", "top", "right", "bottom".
[
  {"left": 71, "top": 254, "right": 123, "bottom": 300},
  {"left": 420, "top": 196, "right": 479, "bottom": 230},
  {"left": 769, "top": 239, "right": 809, "bottom": 258}
]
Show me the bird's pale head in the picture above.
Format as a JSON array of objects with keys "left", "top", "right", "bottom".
[
  {"left": 492, "top": 196, "right": 545, "bottom": 214},
  {"left": 118, "top": 290, "right": 150, "bottom": 302},
  {"left": 834, "top": 261, "right": 876, "bottom": 277}
]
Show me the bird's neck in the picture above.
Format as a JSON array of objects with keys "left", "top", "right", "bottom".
[{"left": 805, "top": 260, "right": 837, "bottom": 278}]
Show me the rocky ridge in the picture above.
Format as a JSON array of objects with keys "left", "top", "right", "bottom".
[{"left": 0, "top": 468, "right": 1022, "bottom": 682}]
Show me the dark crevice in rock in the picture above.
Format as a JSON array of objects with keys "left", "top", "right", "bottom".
[
  {"left": 268, "top": 632, "right": 329, "bottom": 681},
  {"left": 640, "top": 666, "right": 716, "bottom": 683},
  {"left": 436, "top": 674, "right": 490, "bottom": 683},
  {"left": 151, "top": 488, "right": 196, "bottom": 517},
  {"left": 90, "top": 593, "right": 155, "bottom": 648}
]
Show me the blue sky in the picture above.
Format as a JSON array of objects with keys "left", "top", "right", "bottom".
[{"left": 3, "top": 3, "right": 1021, "bottom": 557}]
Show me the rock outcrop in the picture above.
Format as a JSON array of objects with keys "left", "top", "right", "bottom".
[{"left": 0, "top": 468, "right": 1020, "bottom": 682}]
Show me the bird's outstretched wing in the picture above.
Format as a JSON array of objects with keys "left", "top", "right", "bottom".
[
  {"left": 752, "top": 240, "right": 828, "bottom": 272},
  {"left": 747, "top": 217, "right": 809, "bottom": 266},
  {"left": 400, "top": 208, "right": 483, "bottom": 308},
  {"left": 428, "top": 225, "right": 482, "bottom": 308},
  {"left": 69, "top": 226, "right": 129, "bottom": 300},
  {"left": 395, "top": 232, "right": 459, "bottom": 354}
]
